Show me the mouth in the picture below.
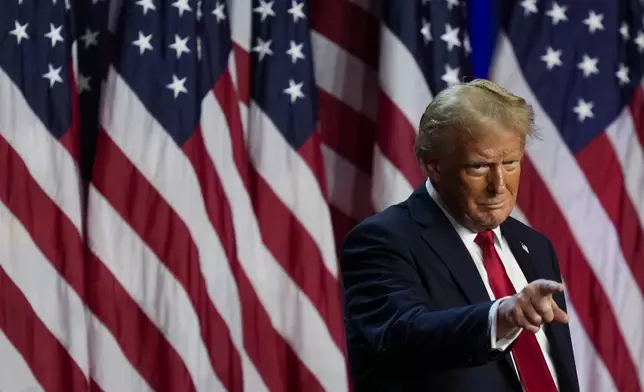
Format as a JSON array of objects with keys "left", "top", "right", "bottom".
[{"left": 479, "top": 200, "right": 506, "bottom": 209}]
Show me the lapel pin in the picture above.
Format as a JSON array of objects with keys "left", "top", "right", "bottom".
[{"left": 520, "top": 242, "right": 529, "bottom": 253}]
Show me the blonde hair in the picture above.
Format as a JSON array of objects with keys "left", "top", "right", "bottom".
[{"left": 414, "top": 79, "right": 535, "bottom": 163}]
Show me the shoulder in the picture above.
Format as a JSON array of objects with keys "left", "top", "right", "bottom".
[
  {"left": 503, "top": 216, "right": 551, "bottom": 244},
  {"left": 341, "top": 201, "right": 417, "bottom": 250},
  {"left": 502, "top": 215, "right": 557, "bottom": 261}
]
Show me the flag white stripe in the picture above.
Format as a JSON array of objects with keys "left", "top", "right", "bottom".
[
  {"left": 247, "top": 103, "right": 339, "bottom": 278},
  {"left": 99, "top": 67, "right": 268, "bottom": 392},
  {"left": 321, "top": 143, "right": 373, "bottom": 220},
  {"left": 86, "top": 311, "right": 155, "bottom": 392},
  {"left": 229, "top": 0, "right": 252, "bottom": 52},
  {"left": 0, "top": 330, "right": 45, "bottom": 392},
  {"left": 0, "top": 67, "right": 82, "bottom": 232},
  {"left": 513, "top": 207, "right": 619, "bottom": 392},
  {"left": 201, "top": 92, "right": 349, "bottom": 392},
  {"left": 567, "top": 302, "right": 619, "bottom": 392},
  {"left": 87, "top": 186, "right": 226, "bottom": 392},
  {"left": 371, "top": 145, "right": 415, "bottom": 211},
  {"left": 605, "top": 105, "right": 644, "bottom": 228},
  {"left": 311, "top": 31, "right": 378, "bottom": 121},
  {"left": 0, "top": 201, "right": 89, "bottom": 380},
  {"left": 379, "top": 25, "right": 433, "bottom": 134},
  {"left": 491, "top": 33, "right": 644, "bottom": 382}
]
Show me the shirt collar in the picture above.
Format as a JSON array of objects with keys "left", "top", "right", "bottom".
[{"left": 424, "top": 179, "right": 503, "bottom": 249}]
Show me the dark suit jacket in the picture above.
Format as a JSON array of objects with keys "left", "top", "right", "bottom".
[{"left": 340, "top": 184, "right": 580, "bottom": 392}]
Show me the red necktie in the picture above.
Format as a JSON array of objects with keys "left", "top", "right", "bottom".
[{"left": 475, "top": 230, "right": 558, "bottom": 392}]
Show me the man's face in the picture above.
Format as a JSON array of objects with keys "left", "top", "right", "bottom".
[{"left": 429, "top": 127, "right": 524, "bottom": 232}]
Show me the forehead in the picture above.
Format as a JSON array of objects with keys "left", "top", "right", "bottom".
[{"left": 460, "top": 130, "right": 524, "bottom": 159}]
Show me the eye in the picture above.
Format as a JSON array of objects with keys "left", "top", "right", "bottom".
[
  {"left": 503, "top": 160, "right": 519, "bottom": 170},
  {"left": 466, "top": 164, "right": 488, "bottom": 174}
]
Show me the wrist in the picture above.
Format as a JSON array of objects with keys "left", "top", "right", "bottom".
[{"left": 495, "top": 299, "right": 512, "bottom": 339}]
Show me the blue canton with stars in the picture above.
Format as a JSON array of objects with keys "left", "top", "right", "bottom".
[
  {"left": 1, "top": 0, "right": 76, "bottom": 140},
  {"left": 250, "top": 0, "right": 317, "bottom": 150},
  {"left": 501, "top": 0, "right": 644, "bottom": 154},
  {"left": 110, "top": 0, "right": 231, "bottom": 147},
  {"left": 383, "top": 0, "right": 473, "bottom": 95}
]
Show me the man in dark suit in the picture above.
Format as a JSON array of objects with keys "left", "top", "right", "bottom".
[{"left": 340, "top": 79, "right": 580, "bottom": 392}]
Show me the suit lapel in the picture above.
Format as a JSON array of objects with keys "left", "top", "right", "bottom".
[
  {"left": 408, "top": 185, "right": 490, "bottom": 304},
  {"left": 501, "top": 222, "right": 573, "bottom": 391},
  {"left": 500, "top": 225, "right": 539, "bottom": 284}
]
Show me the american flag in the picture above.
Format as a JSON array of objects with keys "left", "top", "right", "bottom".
[
  {"left": 490, "top": 1, "right": 644, "bottom": 391},
  {"left": 1, "top": 0, "right": 643, "bottom": 392}
]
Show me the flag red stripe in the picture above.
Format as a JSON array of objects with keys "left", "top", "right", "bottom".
[
  {"left": 298, "top": 130, "right": 330, "bottom": 200},
  {"left": 309, "top": 0, "right": 379, "bottom": 69},
  {"left": 0, "top": 133, "right": 85, "bottom": 298},
  {"left": 629, "top": 87, "right": 644, "bottom": 151},
  {"left": 90, "top": 379, "right": 105, "bottom": 392},
  {"left": 0, "top": 131, "right": 185, "bottom": 392},
  {"left": 329, "top": 204, "right": 361, "bottom": 255},
  {"left": 317, "top": 89, "right": 376, "bottom": 175},
  {"left": 184, "top": 129, "right": 326, "bottom": 392},
  {"left": 59, "top": 66, "right": 81, "bottom": 163},
  {"left": 377, "top": 93, "right": 424, "bottom": 186},
  {"left": 518, "top": 158, "right": 642, "bottom": 392},
  {"left": 0, "top": 267, "right": 88, "bottom": 392},
  {"left": 576, "top": 133, "right": 644, "bottom": 285},
  {"left": 213, "top": 73, "right": 346, "bottom": 351},
  {"left": 85, "top": 250, "right": 197, "bottom": 392},
  {"left": 91, "top": 129, "right": 244, "bottom": 392},
  {"left": 233, "top": 43, "right": 251, "bottom": 106}
]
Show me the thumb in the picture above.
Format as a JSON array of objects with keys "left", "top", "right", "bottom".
[{"left": 551, "top": 298, "right": 568, "bottom": 324}]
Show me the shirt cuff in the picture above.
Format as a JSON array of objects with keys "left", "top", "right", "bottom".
[{"left": 489, "top": 297, "right": 522, "bottom": 351}]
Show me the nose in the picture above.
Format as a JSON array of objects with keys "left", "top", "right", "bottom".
[{"left": 486, "top": 164, "right": 505, "bottom": 194}]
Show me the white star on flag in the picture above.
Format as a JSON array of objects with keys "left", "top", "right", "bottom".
[
  {"left": 80, "top": 28, "right": 99, "bottom": 48},
  {"left": 541, "top": 46, "right": 563, "bottom": 69},
  {"left": 10, "top": 21, "right": 30, "bottom": 44},
  {"left": 577, "top": 54, "right": 599, "bottom": 78},
  {"left": 252, "top": 37, "right": 273, "bottom": 61},
  {"left": 42, "top": 64, "right": 63, "bottom": 88},
  {"left": 573, "top": 99, "right": 594, "bottom": 122},
  {"left": 583, "top": 10, "right": 604, "bottom": 33},
  {"left": 615, "top": 63, "right": 630, "bottom": 85},
  {"left": 620, "top": 22, "right": 630, "bottom": 40},
  {"left": 420, "top": 19, "right": 432, "bottom": 43},
  {"left": 136, "top": 0, "right": 156, "bottom": 15},
  {"left": 284, "top": 79, "right": 305, "bottom": 103},
  {"left": 212, "top": 2, "right": 226, "bottom": 22},
  {"left": 546, "top": 2, "right": 567, "bottom": 25},
  {"left": 171, "top": 0, "right": 192, "bottom": 17},
  {"left": 44, "top": 23, "right": 64, "bottom": 48},
  {"left": 286, "top": 41, "right": 305, "bottom": 64},
  {"left": 520, "top": 0, "right": 537, "bottom": 15},
  {"left": 254, "top": 0, "right": 276, "bottom": 22},
  {"left": 288, "top": 0, "right": 306, "bottom": 23},
  {"left": 440, "top": 24, "right": 461, "bottom": 51},
  {"left": 169, "top": 34, "right": 191, "bottom": 59},
  {"left": 77, "top": 73, "right": 91, "bottom": 93},
  {"left": 132, "top": 31, "right": 154, "bottom": 55},
  {"left": 446, "top": 0, "right": 459, "bottom": 10},
  {"left": 635, "top": 31, "right": 644, "bottom": 52},
  {"left": 441, "top": 64, "right": 460, "bottom": 86},
  {"left": 166, "top": 74, "right": 188, "bottom": 98}
]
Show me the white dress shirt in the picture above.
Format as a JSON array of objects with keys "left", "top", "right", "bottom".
[{"left": 425, "top": 180, "right": 559, "bottom": 390}]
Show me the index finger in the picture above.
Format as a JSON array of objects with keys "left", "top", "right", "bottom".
[{"left": 535, "top": 279, "right": 565, "bottom": 295}]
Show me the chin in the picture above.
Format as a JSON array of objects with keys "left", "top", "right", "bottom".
[{"left": 472, "top": 211, "right": 510, "bottom": 230}]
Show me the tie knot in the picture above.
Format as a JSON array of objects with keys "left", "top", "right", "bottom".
[{"left": 474, "top": 229, "right": 495, "bottom": 249}]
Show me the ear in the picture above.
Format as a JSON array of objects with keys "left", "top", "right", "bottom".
[{"left": 423, "top": 159, "right": 441, "bottom": 183}]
